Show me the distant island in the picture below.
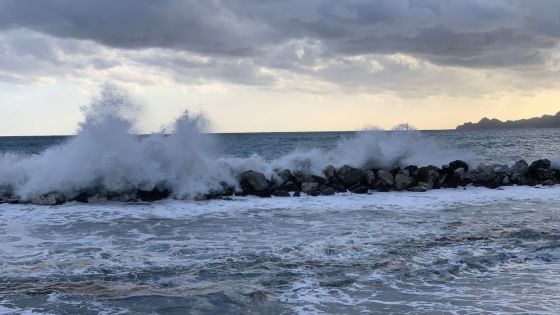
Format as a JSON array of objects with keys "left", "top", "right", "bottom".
[{"left": 456, "top": 111, "right": 560, "bottom": 130}]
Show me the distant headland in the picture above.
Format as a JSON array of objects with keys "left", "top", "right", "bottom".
[{"left": 456, "top": 111, "right": 560, "bottom": 130}]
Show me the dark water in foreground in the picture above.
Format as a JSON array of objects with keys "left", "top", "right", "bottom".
[
  {"left": 1, "top": 189, "right": 560, "bottom": 314},
  {"left": 1, "top": 129, "right": 560, "bottom": 314}
]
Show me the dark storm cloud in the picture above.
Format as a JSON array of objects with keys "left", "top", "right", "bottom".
[
  {"left": 1, "top": 0, "right": 560, "bottom": 68},
  {"left": 1, "top": 0, "right": 560, "bottom": 93}
]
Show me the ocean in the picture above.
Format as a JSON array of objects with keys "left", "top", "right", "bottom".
[{"left": 1, "top": 128, "right": 560, "bottom": 314}]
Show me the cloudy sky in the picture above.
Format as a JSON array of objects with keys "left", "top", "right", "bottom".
[{"left": 1, "top": 0, "right": 560, "bottom": 135}]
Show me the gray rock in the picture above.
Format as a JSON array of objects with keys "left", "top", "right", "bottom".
[
  {"left": 365, "top": 170, "right": 376, "bottom": 186},
  {"left": 306, "top": 175, "right": 329, "bottom": 186},
  {"left": 408, "top": 185, "right": 429, "bottom": 192},
  {"left": 417, "top": 166, "right": 440, "bottom": 186},
  {"left": 466, "top": 164, "right": 497, "bottom": 183},
  {"left": 32, "top": 191, "right": 66, "bottom": 206},
  {"left": 376, "top": 170, "right": 395, "bottom": 186},
  {"left": 338, "top": 166, "right": 365, "bottom": 187},
  {"left": 301, "top": 182, "right": 320, "bottom": 195},
  {"left": 502, "top": 175, "right": 510, "bottom": 185},
  {"left": 277, "top": 169, "right": 292, "bottom": 183},
  {"left": 350, "top": 185, "right": 369, "bottom": 194},
  {"left": 321, "top": 187, "right": 336, "bottom": 196},
  {"left": 240, "top": 170, "right": 270, "bottom": 195},
  {"left": 454, "top": 167, "right": 466, "bottom": 181},
  {"left": 324, "top": 165, "right": 336, "bottom": 179},
  {"left": 529, "top": 159, "right": 551, "bottom": 171},
  {"left": 403, "top": 165, "right": 419, "bottom": 177},
  {"left": 272, "top": 190, "right": 291, "bottom": 197},
  {"left": 528, "top": 159, "right": 552, "bottom": 180},
  {"left": 511, "top": 160, "right": 529, "bottom": 181},
  {"left": 87, "top": 193, "right": 108, "bottom": 203},
  {"left": 449, "top": 160, "right": 469, "bottom": 172},
  {"left": 395, "top": 173, "right": 415, "bottom": 191}
]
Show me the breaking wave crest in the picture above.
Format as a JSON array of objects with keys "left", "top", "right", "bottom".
[{"left": 0, "top": 86, "right": 474, "bottom": 200}]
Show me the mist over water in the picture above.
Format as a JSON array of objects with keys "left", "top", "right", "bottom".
[{"left": 0, "top": 86, "right": 476, "bottom": 200}]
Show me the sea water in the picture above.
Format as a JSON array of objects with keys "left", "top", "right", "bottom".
[{"left": 1, "top": 88, "right": 560, "bottom": 314}]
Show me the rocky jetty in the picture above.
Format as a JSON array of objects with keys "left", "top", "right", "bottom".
[{"left": 1, "top": 159, "right": 559, "bottom": 205}]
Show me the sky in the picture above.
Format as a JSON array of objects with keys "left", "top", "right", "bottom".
[{"left": 1, "top": 0, "right": 560, "bottom": 135}]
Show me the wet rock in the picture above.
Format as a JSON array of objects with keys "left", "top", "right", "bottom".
[
  {"left": 277, "top": 169, "right": 293, "bottom": 182},
  {"left": 529, "top": 159, "right": 551, "bottom": 171},
  {"left": 338, "top": 166, "right": 366, "bottom": 187},
  {"left": 365, "top": 170, "right": 376, "bottom": 186},
  {"left": 350, "top": 185, "right": 369, "bottom": 194},
  {"left": 293, "top": 191, "right": 301, "bottom": 197},
  {"left": 330, "top": 182, "right": 348, "bottom": 193},
  {"left": 323, "top": 165, "right": 336, "bottom": 179},
  {"left": 449, "top": 160, "right": 469, "bottom": 172},
  {"left": 239, "top": 170, "right": 270, "bottom": 197},
  {"left": 32, "top": 191, "right": 66, "bottom": 206},
  {"left": 511, "top": 160, "right": 529, "bottom": 184},
  {"left": 403, "top": 165, "right": 419, "bottom": 178},
  {"left": 278, "top": 180, "right": 300, "bottom": 192},
  {"left": 455, "top": 167, "right": 466, "bottom": 181},
  {"left": 0, "top": 194, "right": 21, "bottom": 204},
  {"left": 301, "top": 182, "right": 320, "bottom": 196},
  {"left": 395, "top": 173, "right": 415, "bottom": 191},
  {"left": 307, "top": 175, "right": 329, "bottom": 186},
  {"left": 408, "top": 184, "right": 430, "bottom": 192},
  {"left": 109, "top": 191, "right": 138, "bottom": 202},
  {"left": 466, "top": 164, "right": 497, "bottom": 185},
  {"left": 376, "top": 170, "right": 394, "bottom": 187},
  {"left": 137, "top": 187, "right": 170, "bottom": 202},
  {"left": 321, "top": 187, "right": 336, "bottom": 196},
  {"left": 417, "top": 166, "right": 440, "bottom": 187},
  {"left": 441, "top": 167, "right": 467, "bottom": 188},
  {"left": 272, "top": 190, "right": 291, "bottom": 197},
  {"left": 528, "top": 159, "right": 552, "bottom": 181}
]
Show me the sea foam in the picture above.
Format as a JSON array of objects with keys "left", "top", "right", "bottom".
[{"left": 0, "top": 86, "right": 476, "bottom": 200}]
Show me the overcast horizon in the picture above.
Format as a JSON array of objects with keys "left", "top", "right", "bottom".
[{"left": 1, "top": 0, "right": 560, "bottom": 135}]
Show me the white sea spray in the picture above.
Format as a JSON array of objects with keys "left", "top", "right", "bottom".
[{"left": 0, "top": 86, "right": 476, "bottom": 200}]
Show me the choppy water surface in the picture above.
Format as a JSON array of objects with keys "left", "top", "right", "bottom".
[
  {"left": 3, "top": 128, "right": 560, "bottom": 164},
  {"left": 1, "top": 187, "right": 560, "bottom": 314}
]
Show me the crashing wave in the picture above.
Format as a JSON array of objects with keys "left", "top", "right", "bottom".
[{"left": 7, "top": 85, "right": 557, "bottom": 204}]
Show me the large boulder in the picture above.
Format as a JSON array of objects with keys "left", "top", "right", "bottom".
[
  {"left": 32, "top": 191, "right": 66, "bottom": 206},
  {"left": 442, "top": 167, "right": 468, "bottom": 188},
  {"left": 137, "top": 187, "right": 170, "bottom": 202},
  {"left": 403, "top": 165, "right": 419, "bottom": 178},
  {"left": 350, "top": 185, "right": 369, "bottom": 194},
  {"left": 449, "top": 160, "right": 469, "bottom": 172},
  {"left": 337, "top": 165, "right": 366, "bottom": 187},
  {"left": 466, "top": 164, "right": 497, "bottom": 185},
  {"left": 376, "top": 170, "right": 395, "bottom": 191},
  {"left": 528, "top": 159, "right": 552, "bottom": 181},
  {"left": 321, "top": 187, "right": 336, "bottom": 196},
  {"left": 529, "top": 159, "right": 551, "bottom": 171},
  {"left": 395, "top": 173, "right": 415, "bottom": 191},
  {"left": 365, "top": 170, "right": 376, "bottom": 186},
  {"left": 239, "top": 170, "right": 270, "bottom": 197},
  {"left": 323, "top": 165, "right": 336, "bottom": 179},
  {"left": 306, "top": 175, "right": 329, "bottom": 186},
  {"left": 511, "top": 160, "right": 529, "bottom": 183},
  {"left": 301, "top": 182, "right": 320, "bottom": 196},
  {"left": 417, "top": 166, "right": 440, "bottom": 188}
]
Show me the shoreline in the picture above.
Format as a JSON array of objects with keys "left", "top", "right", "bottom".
[{"left": 1, "top": 158, "right": 559, "bottom": 206}]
